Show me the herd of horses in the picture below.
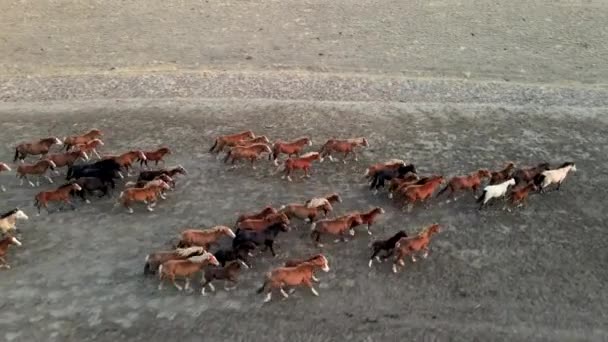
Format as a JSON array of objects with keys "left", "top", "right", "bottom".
[{"left": 0, "top": 129, "right": 577, "bottom": 303}]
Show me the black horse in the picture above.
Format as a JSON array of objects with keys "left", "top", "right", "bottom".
[
  {"left": 368, "top": 230, "right": 408, "bottom": 267},
  {"left": 137, "top": 165, "right": 187, "bottom": 182},
  {"left": 369, "top": 164, "right": 417, "bottom": 191},
  {"left": 66, "top": 159, "right": 123, "bottom": 188},
  {"left": 232, "top": 222, "right": 289, "bottom": 257},
  {"left": 213, "top": 241, "right": 256, "bottom": 268},
  {"left": 70, "top": 177, "right": 113, "bottom": 202}
]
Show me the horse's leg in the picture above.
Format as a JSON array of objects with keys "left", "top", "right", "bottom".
[
  {"left": 158, "top": 274, "right": 164, "bottom": 290},
  {"left": 0, "top": 184, "right": 5, "bottom": 192},
  {"left": 64, "top": 198, "right": 76, "bottom": 210},
  {"left": 266, "top": 240, "right": 277, "bottom": 257},
  {"left": 0, "top": 256, "right": 9, "bottom": 269},
  {"left": 303, "top": 167, "right": 311, "bottom": 179},
  {"left": 250, "top": 157, "right": 257, "bottom": 170},
  {"left": 342, "top": 151, "right": 349, "bottom": 164},
  {"left": 44, "top": 174, "right": 54, "bottom": 184},
  {"left": 303, "top": 278, "right": 319, "bottom": 296},
  {"left": 280, "top": 287, "right": 289, "bottom": 299},
  {"left": 171, "top": 275, "right": 183, "bottom": 291},
  {"left": 200, "top": 277, "right": 211, "bottom": 295},
  {"left": 369, "top": 248, "right": 381, "bottom": 267},
  {"left": 93, "top": 149, "right": 102, "bottom": 160}
]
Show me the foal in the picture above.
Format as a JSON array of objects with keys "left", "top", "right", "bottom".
[
  {"left": 63, "top": 129, "right": 103, "bottom": 151},
  {"left": 392, "top": 224, "right": 441, "bottom": 273},
  {"left": 75, "top": 139, "right": 105, "bottom": 160},
  {"left": 0, "top": 208, "right": 29, "bottom": 234},
  {"left": 310, "top": 215, "right": 364, "bottom": 247},
  {"left": 16, "top": 160, "right": 57, "bottom": 187},
  {"left": 0, "top": 162, "right": 12, "bottom": 191},
  {"left": 319, "top": 137, "right": 369, "bottom": 163},
  {"left": 200, "top": 260, "right": 249, "bottom": 295},
  {"left": 139, "top": 147, "right": 172, "bottom": 168},
  {"left": 534, "top": 162, "right": 577, "bottom": 192},
  {"left": 368, "top": 230, "right": 408, "bottom": 268},
  {"left": 35, "top": 182, "right": 82, "bottom": 214},
  {"left": 223, "top": 143, "right": 272, "bottom": 168},
  {"left": 270, "top": 137, "right": 313, "bottom": 165},
  {"left": 0, "top": 235, "right": 22, "bottom": 269},
  {"left": 209, "top": 130, "right": 256, "bottom": 153},
  {"left": 437, "top": 169, "right": 491, "bottom": 199},
  {"left": 176, "top": 226, "right": 237, "bottom": 250},
  {"left": 117, "top": 180, "right": 170, "bottom": 213},
  {"left": 137, "top": 165, "right": 187, "bottom": 182},
  {"left": 280, "top": 152, "right": 322, "bottom": 181},
  {"left": 14, "top": 137, "right": 63, "bottom": 162},
  {"left": 158, "top": 252, "right": 220, "bottom": 292},
  {"left": 257, "top": 254, "right": 330, "bottom": 303}
]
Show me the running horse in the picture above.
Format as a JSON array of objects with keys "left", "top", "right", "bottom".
[
  {"left": 0, "top": 208, "right": 29, "bottom": 235},
  {"left": 14, "top": 137, "right": 63, "bottom": 162},
  {"left": 339, "top": 207, "right": 385, "bottom": 235},
  {"left": 157, "top": 252, "right": 220, "bottom": 292},
  {"left": 279, "top": 152, "right": 322, "bottom": 182},
  {"left": 0, "top": 235, "right": 22, "bottom": 269},
  {"left": 489, "top": 162, "right": 516, "bottom": 185},
  {"left": 116, "top": 179, "right": 170, "bottom": 213},
  {"left": 269, "top": 137, "right": 313, "bottom": 166},
  {"left": 63, "top": 129, "right": 103, "bottom": 151},
  {"left": 103, "top": 150, "right": 147, "bottom": 176},
  {"left": 399, "top": 175, "right": 444, "bottom": 212},
  {"left": 43, "top": 150, "right": 89, "bottom": 172},
  {"left": 143, "top": 246, "right": 207, "bottom": 275},
  {"left": 364, "top": 159, "right": 406, "bottom": 179},
  {"left": 534, "top": 162, "right": 577, "bottom": 193},
  {"left": 209, "top": 130, "right": 256, "bottom": 154},
  {"left": 318, "top": 137, "right": 369, "bottom": 163},
  {"left": 34, "top": 182, "right": 82, "bottom": 214},
  {"left": 256, "top": 254, "right": 330, "bottom": 303},
  {"left": 139, "top": 147, "right": 172, "bottom": 168},
  {"left": 223, "top": 143, "right": 272, "bottom": 169},
  {"left": 0, "top": 162, "right": 11, "bottom": 192},
  {"left": 74, "top": 139, "right": 105, "bottom": 160},
  {"left": 368, "top": 230, "right": 408, "bottom": 268},
  {"left": 304, "top": 193, "right": 342, "bottom": 211},
  {"left": 236, "top": 212, "right": 290, "bottom": 232},
  {"left": 279, "top": 202, "right": 333, "bottom": 224},
  {"left": 176, "top": 226, "right": 237, "bottom": 250},
  {"left": 512, "top": 162, "right": 551, "bottom": 186},
  {"left": 508, "top": 182, "right": 538, "bottom": 209},
  {"left": 16, "top": 160, "right": 57, "bottom": 187},
  {"left": 310, "top": 215, "right": 364, "bottom": 247},
  {"left": 392, "top": 223, "right": 441, "bottom": 273},
  {"left": 235, "top": 206, "right": 278, "bottom": 226},
  {"left": 200, "top": 260, "right": 249, "bottom": 295},
  {"left": 437, "top": 169, "right": 491, "bottom": 200}
]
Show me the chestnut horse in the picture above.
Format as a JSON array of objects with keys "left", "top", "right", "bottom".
[
  {"left": 143, "top": 246, "right": 207, "bottom": 275},
  {"left": 75, "top": 139, "right": 105, "bottom": 159},
  {"left": 138, "top": 165, "right": 187, "bottom": 182},
  {"left": 279, "top": 202, "right": 332, "bottom": 223},
  {"left": 512, "top": 162, "right": 551, "bottom": 186},
  {"left": 16, "top": 160, "right": 57, "bottom": 187},
  {"left": 364, "top": 159, "right": 406, "bottom": 179},
  {"left": 44, "top": 150, "right": 89, "bottom": 171},
  {"left": 14, "top": 137, "right": 63, "bottom": 162},
  {"left": 236, "top": 212, "right": 290, "bottom": 232},
  {"left": 63, "top": 129, "right": 103, "bottom": 151},
  {"left": 35, "top": 182, "right": 82, "bottom": 214},
  {"left": 270, "top": 137, "right": 313, "bottom": 166},
  {"left": 387, "top": 173, "right": 421, "bottom": 199},
  {"left": 158, "top": 252, "right": 220, "bottom": 291},
  {"left": 200, "top": 260, "right": 249, "bottom": 295},
  {"left": 280, "top": 152, "right": 322, "bottom": 181},
  {"left": 235, "top": 206, "right": 278, "bottom": 226},
  {"left": 209, "top": 130, "right": 256, "bottom": 154},
  {"left": 509, "top": 182, "right": 538, "bottom": 208},
  {"left": 236, "top": 136, "right": 271, "bottom": 146},
  {"left": 103, "top": 150, "right": 147, "bottom": 176},
  {"left": 139, "top": 147, "right": 172, "bottom": 168},
  {"left": 0, "top": 208, "right": 29, "bottom": 234},
  {"left": 399, "top": 175, "right": 444, "bottom": 211},
  {"left": 392, "top": 223, "right": 441, "bottom": 273},
  {"left": 117, "top": 180, "right": 170, "bottom": 213},
  {"left": 489, "top": 162, "right": 516, "bottom": 185},
  {"left": 223, "top": 143, "right": 272, "bottom": 168},
  {"left": 176, "top": 226, "right": 237, "bottom": 250},
  {"left": 437, "top": 169, "right": 491, "bottom": 199},
  {"left": 319, "top": 137, "right": 369, "bottom": 163},
  {"left": 341, "top": 207, "right": 385, "bottom": 235},
  {"left": 310, "top": 215, "right": 364, "bottom": 247},
  {"left": 0, "top": 235, "right": 22, "bottom": 269},
  {"left": 0, "top": 162, "right": 12, "bottom": 192},
  {"left": 256, "top": 254, "right": 330, "bottom": 303}
]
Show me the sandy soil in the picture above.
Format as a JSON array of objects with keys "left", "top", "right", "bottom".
[{"left": 0, "top": 100, "right": 606, "bottom": 342}]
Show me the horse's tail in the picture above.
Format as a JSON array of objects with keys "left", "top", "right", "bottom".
[
  {"left": 143, "top": 255, "right": 152, "bottom": 275},
  {"left": 476, "top": 190, "right": 487, "bottom": 203},
  {"left": 209, "top": 139, "right": 218, "bottom": 152},
  {"left": 13, "top": 147, "right": 19, "bottom": 162},
  {"left": 66, "top": 166, "right": 74, "bottom": 180},
  {"left": 436, "top": 185, "right": 449, "bottom": 197},
  {"left": 369, "top": 174, "right": 379, "bottom": 190},
  {"left": 533, "top": 173, "right": 545, "bottom": 187}
]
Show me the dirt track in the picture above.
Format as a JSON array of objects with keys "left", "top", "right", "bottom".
[{"left": 0, "top": 100, "right": 606, "bottom": 342}]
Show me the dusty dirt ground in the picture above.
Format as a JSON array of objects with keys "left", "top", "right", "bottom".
[{"left": 0, "top": 100, "right": 606, "bottom": 342}]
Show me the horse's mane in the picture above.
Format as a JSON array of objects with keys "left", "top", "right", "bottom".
[
  {"left": 175, "top": 246, "right": 206, "bottom": 257},
  {"left": 558, "top": 162, "right": 574, "bottom": 168},
  {"left": 300, "top": 152, "right": 319, "bottom": 158},
  {"left": 187, "top": 253, "right": 213, "bottom": 263},
  {"left": 0, "top": 208, "right": 18, "bottom": 219},
  {"left": 58, "top": 182, "right": 77, "bottom": 190}
]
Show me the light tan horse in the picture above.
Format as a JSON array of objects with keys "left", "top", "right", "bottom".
[{"left": 16, "top": 160, "right": 57, "bottom": 187}]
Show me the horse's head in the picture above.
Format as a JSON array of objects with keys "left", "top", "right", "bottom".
[
  {"left": 310, "top": 254, "right": 330, "bottom": 272},
  {"left": 303, "top": 137, "right": 313, "bottom": 146},
  {"left": 221, "top": 226, "right": 237, "bottom": 238},
  {"left": 4, "top": 235, "right": 22, "bottom": 247},
  {"left": 91, "top": 139, "right": 105, "bottom": 147},
  {"left": 15, "top": 209, "right": 29, "bottom": 220},
  {"left": 507, "top": 178, "right": 516, "bottom": 187},
  {"left": 272, "top": 222, "right": 290, "bottom": 232},
  {"left": 158, "top": 147, "right": 171, "bottom": 155},
  {"left": 70, "top": 183, "right": 83, "bottom": 192},
  {"left": 372, "top": 207, "right": 385, "bottom": 215},
  {"left": 395, "top": 230, "right": 408, "bottom": 239},
  {"left": 427, "top": 224, "right": 441, "bottom": 236},
  {"left": 87, "top": 129, "right": 103, "bottom": 137},
  {"left": 361, "top": 138, "right": 369, "bottom": 147},
  {"left": 175, "top": 165, "right": 188, "bottom": 175},
  {"left": 477, "top": 169, "right": 491, "bottom": 179},
  {"left": 328, "top": 193, "right": 342, "bottom": 203},
  {"left": 0, "top": 162, "right": 11, "bottom": 172},
  {"left": 42, "top": 160, "right": 57, "bottom": 170},
  {"left": 559, "top": 161, "right": 576, "bottom": 172},
  {"left": 349, "top": 214, "right": 364, "bottom": 227}
]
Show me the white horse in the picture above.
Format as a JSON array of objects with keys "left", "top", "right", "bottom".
[
  {"left": 537, "top": 162, "right": 577, "bottom": 192},
  {"left": 477, "top": 178, "right": 515, "bottom": 210},
  {"left": 0, "top": 208, "right": 29, "bottom": 234}
]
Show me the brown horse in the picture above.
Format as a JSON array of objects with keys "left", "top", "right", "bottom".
[
  {"left": 310, "top": 215, "right": 364, "bottom": 247},
  {"left": 14, "top": 137, "right": 63, "bottom": 162},
  {"left": 513, "top": 162, "right": 551, "bottom": 186},
  {"left": 176, "top": 226, "right": 237, "bottom": 250},
  {"left": 279, "top": 202, "right": 332, "bottom": 223},
  {"left": 387, "top": 173, "right": 421, "bottom": 199},
  {"left": 236, "top": 212, "right": 290, "bottom": 232},
  {"left": 104, "top": 150, "right": 147, "bottom": 176},
  {"left": 341, "top": 207, "right": 385, "bottom": 235},
  {"left": 16, "top": 160, "right": 57, "bottom": 187},
  {"left": 44, "top": 150, "right": 89, "bottom": 171},
  {"left": 364, "top": 159, "right": 406, "bottom": 179},
  {"left": 0, "top": 235, "right": 22, "bottom": 269},
  {"left": 75, "top": 138, "right": 105, "bottom": 159},
  {"left": 509, "top": 183, "right": 538, "bottom": 208},
  {"left": 139, "top": 147, "right": 172, "bottom": 168},
  {"left": 304, "top": 193, "right": 342, "bottom": 211},
  {"left": 399, "top": 175, "right": 444, "bottom": 211},
  {"left": 280, "top": 152, "right": 322, "bottom": 181},
  {"left": 236, "top": 136, "right": 271, "bottom": 146},
  {"left": 125, "top": 174, "right": 176, "bottom": 192},
  {"left": 270, "top": 137, "right": 313, "bottom": 166},
  {"left": 63, "top": 129, "right": 103, "bottom": 151},
  {"left": 143, "top": 246, "right": 207, "bottom": 275},
  {"left": 256, "top": 254, "right": 330, "bottom": 303},
  {"left": 200, "top": 260, "right": 249, "bottom": 295},
  {"left": 117, "top": 180, "right": 170, "bottom": 213},
  {"left": 235, "top": 206, "right": 278, "bottom": 226},
  {"left": 437, "top": 169, "right": 491, "bottom": 199},
  {"left": 392, "top": 223, "right": 441, "bottom": 273},
  {"left": 0, "top": 162, "right": 12, "bottom": 192},
  {"left": 223, "top": 143, "right": 272, "bottom": 169},
  {"left": 489, "top": 162, "right": 516, "bottom": 185},
  {"left": 158, "top": 252, "right": 220, "bottom": 292},
  {"left": 318, "top": 137, "right": 369, "bottom": 163},
  {"left": 34, "top": 182, "right": 82, "bottom": 214},
  {"left": 209, "top": 130, "right": 256, "bottom": 154}
]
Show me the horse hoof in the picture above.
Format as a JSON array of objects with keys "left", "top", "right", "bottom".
[{"left": 368, "top": 260, "right": 373, "bottom": 268}]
